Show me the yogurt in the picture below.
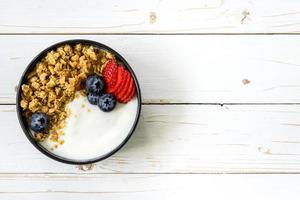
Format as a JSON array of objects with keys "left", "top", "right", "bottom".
[{"left": 40, "top": 94, "right": 138, "bottom": 160}]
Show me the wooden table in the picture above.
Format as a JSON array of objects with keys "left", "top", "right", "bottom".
[{"left": 1, "top": 0, "right": 300, "bottom": 199}]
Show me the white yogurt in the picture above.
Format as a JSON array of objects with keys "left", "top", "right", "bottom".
[{"left": 41, "top": 94, "right": 138, "bottom": 160}]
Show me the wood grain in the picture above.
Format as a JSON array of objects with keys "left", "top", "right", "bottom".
[
  {"left": 1, "top": 0, "right": 300, "bottom": 33},
  {"left": 0, "top": 174, "right": 299, "bottom": 199},
  {"left": 2, "top": 0, "right": 300, "bottom": 198},
  {"left": 2, "top": 35, "right": 300, "bottom": 104},
  {"left": 2, "top": 104, "right": 300, "bottom": 173}
]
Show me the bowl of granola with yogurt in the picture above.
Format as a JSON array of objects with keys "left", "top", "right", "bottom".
[{"left": 16, "top": 39, "right": 141, "bottom": 164}]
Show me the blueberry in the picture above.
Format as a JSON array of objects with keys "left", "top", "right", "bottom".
[
  {"left": 29, "top": 112, "right": 49, "bottom": 132},
  {"left": 98, "top": 94, "right": 116, "bottom": 112},
  {"left": 87, "top": 93, "right": 100, "bottom": 105},
  {"left": 86, "top": 75, "right": 105, "bottom": 95}
]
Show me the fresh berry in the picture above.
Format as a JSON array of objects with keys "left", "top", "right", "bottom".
[
  {"left": 86, "top": 75, "right": 105, "bottom": 95},
  {"left": 98, "top": 94, "right": 117, "bottom": 112},
  {"left": 29, "top": 112, "right": 49, "bottom": 132},
  {"left": 102, "top": 60, "right": 136, "bottom": 104},
  {"left": 119, "top": 77, "right": 136, "bottom": 103},
  {"left": 87, "top": 93, "right": 100, "bottom": 105},
  {"left": 107, "top": 67, "right": 126, "bottom": 93},
  {"left": 123, "top": 77, "right": 135, "bottom": 99},
  {"left": 115, "top": 70, "right": 130, "bottom": 96},
  {"left": 116, "top": 73, "right": 132, "bottom": 101},
  {"left": 103, "top": 59, "right": 118, "bottom": 90},
  {"left": 122, "top": 85, "right": 136, "bottom": 103}
]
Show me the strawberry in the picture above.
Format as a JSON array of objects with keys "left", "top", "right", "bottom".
[
  {"left": 107, "top": 66, "right": 126, "bottom": 93},
  {"left": 103, "top": 60, "right": 136, "bottom": 103},
  {"left": 103, "top": 59, "right": 118, "bottom": 89},
  {"left": 115, "top": 69, "right": 130, "bottom": 96},
  {"left": 115, "top": 71, "right": 130, "bottom": 98},
  {"left": 121, "top": 85, "right": 136, "bottom": 103},
  {"left": 117, "top": 76, "right": 132, "bottom": 100},
  {"left": 119, "top": 78, "right": 136, "bottom": 103}
]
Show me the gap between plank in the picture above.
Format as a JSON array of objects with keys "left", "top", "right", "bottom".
[
  {"left": 1, "top": 33, "right": 300, "bottom": 35},
  {"left": 2, "top": 103, "right": 300, "bottom": 106},
  {"left": 1, "top": 172, "right": 300, "bottom": 175},
  {"left": 142, "top": 103, "right": 300, "bottom": 106}
]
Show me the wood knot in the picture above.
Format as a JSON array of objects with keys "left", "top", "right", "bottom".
[
  {"left": 149, "top": 12, "right": 157, "bottom": 24},
  {"left": 258, "top": 147, "right": 271, "bottom": 154},
  {"left": 242, "top": 79, "right": 251, "bottom": 85},
  {"left": 241, "top": 10, "right": 250, "bottom": 24},
  {"left": 76, "top": 164, "right": 95, "bottom": 171}
]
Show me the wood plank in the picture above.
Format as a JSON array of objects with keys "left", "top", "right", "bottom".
[
  {"left": 2, "top": 104, "right": 300, "bottom": 173},
  {"left": 1, "top": 0, "right": 300, "bottom": 33},
  {"left": 2, "top": 35, "right": 300, "bottom": 104},
  {"left": 0, "top": 174, "right": 299, "bottom": 200}
]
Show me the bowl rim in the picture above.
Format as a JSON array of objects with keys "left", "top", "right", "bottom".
[{"left": 16, "top": 39, "right": 142, "bottom": 165}]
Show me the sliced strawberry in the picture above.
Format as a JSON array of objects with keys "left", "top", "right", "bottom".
[
  {"left": 108, "top": 67, "right": 126, "bottom": 93},
  {"left": 115, "top": 71, "right": 130, "bottom": 97},
  {"left": 126, "top": 89, "right": 136, "bottom": 102},
  {"left": 121, "top": 84, "right": 136, "bottom": 103},
  {"left": 112, "top": 67, "right": 127, "bottom": 94},
  {"left": 103, "top": 61, "right": 136, "bottom": 103},
  {"left": 119, "top": 78, "right": 136, "bottom": 103},
  {"left": 103, "top": 59, "right": 118, "bottom": 89},
  {"left": 115, "top": 70, "right": 130, "bottom": 96},
  {"left": 117, "top": 76, "right": 132, "bottom": 100},
  {"left": 126, "top": 77, "right": 135, "bottom": 96}
]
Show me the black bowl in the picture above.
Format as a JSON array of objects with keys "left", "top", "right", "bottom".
[{"left": 16, "top": 39, "right": 142, "bottom": 165}]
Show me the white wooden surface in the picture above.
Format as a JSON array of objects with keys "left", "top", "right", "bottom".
[
  {"left": 1, "top": 0, "right": 300, "bottom": 33},
  {"left": 1, "top": 174, "right": 299, "bottom": 200},
  {"left": 2, "top": 35, "right": 300, "bottom": 104},
  {"left": 1, "top": 0, "right": 300, "bottom": 199},
  {"left": 2, "top": 105, "right": 300, "bottom": 173}
]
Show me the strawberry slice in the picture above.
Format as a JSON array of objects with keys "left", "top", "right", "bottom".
[
  {"left": 126, "top": 89, "right": 136, "bottom": 102},
  {"left": 113, "top": 67, "right": 127, "bottom": 94},
  {"left": 119, "top": 78, "right": 136, "bottom": 103},
  {"left": 103, "top": 60, "right": 136, "bottom": 103},
  {"left": 107, "top": 67, "right": 126, "bottom": 93},
  {"left": 103, "top": 59, "right": 118, "bottom": 89},
  {"left": 121, "top": 85, "right": 136, "bottom": 103},
  {"left": 115, "top": 69, "right": 130, "bottom": 96},
  {"left": 117, "top": 76, "right": 132, "bottom": 101},
  {"left": 115, "top": 71, "right": 130, "bottom": 98}
]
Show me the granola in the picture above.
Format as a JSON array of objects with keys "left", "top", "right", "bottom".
[{"left": 20, "top": 44, "right": 114, "bottom": 144}]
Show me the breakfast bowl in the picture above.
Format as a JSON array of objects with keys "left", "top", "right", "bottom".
[{"left": 16, "top": 39, "right": 142, "bottom": 165}]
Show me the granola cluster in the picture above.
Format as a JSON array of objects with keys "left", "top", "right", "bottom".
[{"left": 20, "top": 43, "right": 114, "bottom": 144}]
